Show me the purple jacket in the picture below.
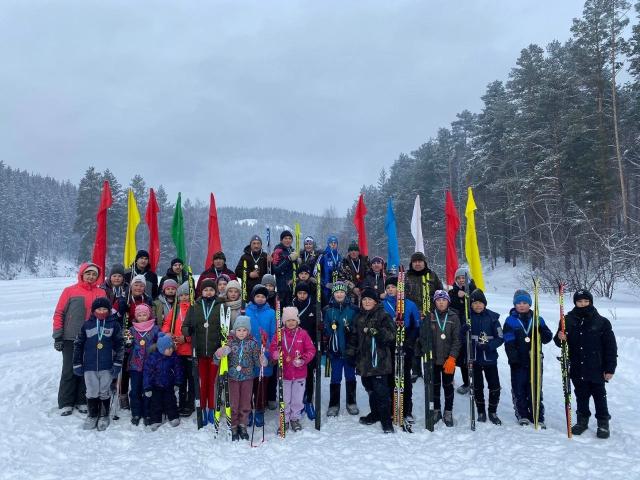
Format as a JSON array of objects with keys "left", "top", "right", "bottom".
[
  {"left": 143, "top": 350, "right": 184, "bottom": 390},
  {"left": 269, "top": 327, "right": 316, "bottom": 381}
]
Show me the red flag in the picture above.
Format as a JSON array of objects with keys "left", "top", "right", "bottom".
[
  {"left": 353, "top": 193, "right": 368, "bottom": 256},
  {"left": 206, "top": 193, "right": 222, "bottom": 269},
  {"left": 91, "top": 181, "right": 113, "bottom": 282},
  {"left": 145, "top": 188, "right": 160, "bottom": 272},
  {"left": 445, "top": 190, "right": 461, "bottom": 286}
]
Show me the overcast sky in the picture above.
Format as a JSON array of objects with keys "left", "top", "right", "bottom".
[{"left": 0, "top": 0, "right": 585, "bottom": 215}]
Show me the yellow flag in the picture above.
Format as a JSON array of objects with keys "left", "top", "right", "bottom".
[
  {"left": 123, "top": 188, "right": 141, "bottom": 267},
  {"left": 465, "top": 187, "right": 485, "bottom": 290},
  {"left": 294, "top": 222, "right": 301, "bottom": 251}
]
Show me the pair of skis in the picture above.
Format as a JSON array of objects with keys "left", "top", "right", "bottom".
[
  {"left": 465, "top": 273, "right": 476, "bottom": 431},
  {"left": 393, "top": 267, "right": 411, "bottom": 432},
  {"left": 213, "top": 304, "right": 232, "bottom": 438},
  {"left": 422, "top": 274, "right": 435, "bottom": 432}
]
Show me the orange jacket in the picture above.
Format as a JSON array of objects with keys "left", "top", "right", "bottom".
[{"left": 161, "top": 301, "right": 192, "bottom": 356}]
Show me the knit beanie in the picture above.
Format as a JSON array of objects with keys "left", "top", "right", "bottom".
[
  {"left": 233, "top": 315, "right": 252, "bottom": 333},
  {"left": 513, "top": 289, "right": 532, "bottom": 306},
  {"left": 282, "top": 306, "right": 299, "bottom": 323},
  {"left": 157, "top": 333, "right": 174, "bottom": 354}
]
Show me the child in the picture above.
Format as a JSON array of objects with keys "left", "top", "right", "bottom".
[
  {"left": 182, "top": 278, "right": 223, "bottom": 426},
  {"left": 415, "top": 290, "right": 460, "bottom": 427},
  {"left": 383, "top": 276, "right": 421, "bottom": 424},
  {"left": 503, "top": 289, "right": 552, "bottom": 427},
  {"left": 271, "top": 230, "right": 297, "bottom": 306},
  {"left": 128, "top": 303, "right": 160, "bottom": 426},
  {"left": 363, "top": 256, "right": 386, "bottom": 300},
  {"left": 216, "top": 274, "right": 230, "bottom": 300},
  {"left": 468, "top": 289, "right": 503, "bottom": 425},
  {"left": 323, "top": 282, "right": 359, "bottom": 417},
  {"left": 346, "top": 287, "right": 395, "bottom": 433},
  {"left": 296, "top": 265, "right": 317, "bottom": 299},
  {"left": 144, "top": 333, "right": 184, "bottom": 431},
  {"left": 162, "top": 282, "right": 194, "bottom": 417},
  {"left": 223, "top": 280, "right": 243, "bottom": 330},
  {"left": 261, "top": 274, "right": 278, "bottom": 310},
  {"left": 448, "top": 268, "right": 476, "bottom": 395},
  {"left": 292, "top": 281, "right": 319, "bottom": 419},
  {"left": 554, "top": 289, "right": 617, "bottom": 438},
  {"left": 214, "top": 315, "right": 266, "bottom": 441},
  {"left": 340, "top": 241, "right": 369, "bottom": 303},
  {"left": 73, "top": 297, "right": 124, "bottom": 430},
  {"left": 269, "top": 307, "right": 316, "bottom": 433},
  {"left": 101, "top": 263, "right": 128, "bottom": 308},
  {"left": 245, "top": 284, "right": 276, "bottom": 427},
  {"left": 318, "top": 235, "right": 342, "bottom": 307},
  {"left": 153, "top": 279, "right": 178, "bottom": 327}
]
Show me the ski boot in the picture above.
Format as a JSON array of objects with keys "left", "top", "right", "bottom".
[
  {"left": 82, "top": 399, "right": 100, "bottom": 430},
  {"left": 231, "top": 427, "right": 240, "bottom": 441},
  {"left": 96, "top": 399, "right": 110, "bottom": 431},
  {"left": 381, "top": 418, "right": 395, "bottom": 434},
  {"left": 518, "top": 418, "right": 530, "bottom": 426},
  {"left": 238, "top": 425, "right": 249, "bottom": 440},
  {"left": 488, "top": 413, "right": 502, "bottom": 425},
  {"left": 60, "top": 406, "right": 73, "bottom": 417},
  {"left": 131, "top": 416, "right": 141, "bottom": 426},
  {"left": 432, "top": 410, "right": 443, "bottom": 425}
]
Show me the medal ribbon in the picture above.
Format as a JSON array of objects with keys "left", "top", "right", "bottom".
[{"left": 435, "top": 311, "right": 448, "bottom": 333}]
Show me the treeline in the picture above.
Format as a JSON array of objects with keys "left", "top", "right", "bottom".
[{"left": 353, "top": 0, "right": 640, "bottom": 297}]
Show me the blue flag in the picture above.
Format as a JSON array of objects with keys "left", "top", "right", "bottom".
[{"left": 385, "top": 199, "right": 400, "bottom": 273}]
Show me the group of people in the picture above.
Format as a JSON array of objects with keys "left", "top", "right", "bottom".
[{"left": 53, "top": 230, "right": 618, "bottom": 440}]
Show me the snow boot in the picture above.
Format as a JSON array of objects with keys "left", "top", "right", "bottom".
[
  {"left": 60, "top": 406, "right": 73, "bottom": 417},
  {"left": 327, "top": 383, "right": 341, "bottom": 416},
  {"left": 150, "top": 422, "right": 162, "bottom": 431},
  {"left": 75, "top": 404, "right": 88, "bottom": 414},
  {"left": 443, "top": 410, "right": 454, "bottom": 427},
  {"left": 304, "top": 402, "right": 316, "bottom": 420},
  {"left": 119, "top": 394, "right": 130, "bottom": 410},
  {"left": 143, "top": 417, "right": 152, "bottom": 426},
  {"left": 254, "top": 411, "right": 265, "bottom": 427},
  {"left": 456, "top": 384, "right": 470, "bottom": 395},
  {"left": 238, "top": 425, "right": 249, "bottom": 440},
  {"left": 597, "top": 418, "right": 610, "bottom": 439},
  {"left": 432, "top": 410, "right": 442, "bottom": 425},
  {"left": 290, "top": 419, "right": 302, "bottom": 432},
  {"left": 477, "top": 409, "right": 487, "bottom": 423},
  {"left": 381, "top": 418, "right": 395, "bottom": 434},
  {"left": 571, "top": 414, "right": 589, "bottom": 436},
  {"left": 345, "top": 380, "right": 359, "bottom": 415},
  {"left": 488, "top": 413, "right": 502, "bottom": 425},
  {"left": 96, "top": 399, "right": 111, "bottom": 431},
  {"left": 131, "top": 416, "right": 141, "bottom": 426},
  {"left": 359, "top": 412, "right": 379, "bottom": 425},
  {"left": 231, "top": 427, "right": 240, "bottom": 441},
  {"left": 169, "top": 418, "right": 180, "bottom": 427},
  {"left": 404, "top": 413, "right": 415, "bottom": 424},
  {"left": 82, "top": 399, "right": 100, "bottom": 430},
  {"left": 518, "top": 418, "right": 530, "bottom": 426}
]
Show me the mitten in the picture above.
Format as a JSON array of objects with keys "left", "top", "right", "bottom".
[
  {"left": 54, "top": 339, "right": 64, "bottom": 352},
  {"left": 443, "top": 356, "right": 456, "bottom": 375},
  {"left": 144, "top": 390, "right": 152, "bottom": 398},
  {"left": 215, "top": 346, "right": 231, "bottom": 359}
]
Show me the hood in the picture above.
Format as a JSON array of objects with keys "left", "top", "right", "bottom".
[{"left": 77, "top": 262, "right": 101, "bottom": 289}]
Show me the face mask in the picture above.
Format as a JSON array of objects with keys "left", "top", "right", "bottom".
[{"left": 95, "top": 311, "right": 109, "bottom": 320}]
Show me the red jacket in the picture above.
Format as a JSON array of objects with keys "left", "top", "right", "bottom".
[
  {"left": 269, "top": 326, "right": 316, "bottom": 381},
  {"left": 161, "top": 302, "right": 192, "bottom": 356},
  {"left": 52, "top": 263, "right": 107, "bottom": 341}
]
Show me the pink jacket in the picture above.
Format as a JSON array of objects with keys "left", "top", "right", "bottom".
[{"left": 269, "top": 326, "right": 316, "bottom": 381}]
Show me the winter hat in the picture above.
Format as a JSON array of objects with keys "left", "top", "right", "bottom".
[
  {"left": 454, "top": 268, "right": 468, "bottom": 279},
  {"left": 84, "top": 264, "right": 100, "bottom": 276},
  {"left": 385, "top": 276, "right": 398, "bottom": 288},
  {"left": 410, "top": 252, "right": 426, "bottom": 263},
  {"left": 470, "top": 289, "right": 487, "bottom": 306},
  {"left": 251, "top": 284, "right": 269, "bottom": 299},
  {"left": 216, "top": 274, "right": 231, "bottom": 285},
  {"left": 304, "top": 236, "right": 314, "bottom": 245},
  {"left": 295, "top": 281, "right": 311, "bottom": 295},
  {"left": 131, "top": 274, "right": 147, "bottom": 286},
  {"left": 226, "top": 280, "right": 241, "bottom": 292},
  {"left": 332, "top": 281, "right": 349, "bottom": 294},
  {"left": 109, "top": 263, "right": 125, "bottom": 276},
  {"left": 213, "top": 251, "right": 226, "bottom": 261},
  {"left": 298, "top": 264, "right": 311, "bottom": 275},
  {"left": 371, "top": 256, "right": 384, "bottom": 265},
  {"left": 135, "top": 303, "right": 152, "bottom": 317},
  {"left": 280, "top": 230, "right": 293, "bottom": 240},
  {"left": 162, "top": 279, "right": 179, "bottom": 292},
  {"left": 177, "top": 282, "right": 190, "bottom": 297},
  {"left": 170, "top": 257, "right": 183, "bottom": 267},
  {"left": 348, "top": 241, "right": 359, "bottom": 252},
  {"left": 433, "top": 290, "right": 451, "bottom": 303},
  {"left": 91, "top": 297, "right": 112, "bottom": 312},
  {"left": 361, "top": 286, "right": 380, "bottom": 303},
  {"left": 157, "top": 333, "right": 175, "bottom": 354},
  {"left": 135, "top": 250, "right": 150, "bottom": 261},
  {"left": 261, "top": 274, "right": 277, "bottom": 287},
  {"left": 573, "top": 289, "right": 593, "bottom": 305},
  {"left": 233, "top": 315, "right": 252, "bottom": 333},
  {"left": 327, "top": 235, "right": 338, "bottom": 245},
  {"left": 250, "top": 234, "right": 262, "bottom": 244},
  {"left": 513, "top": 289, "right": 532, "bottom": 306},
  {"left": 282, "top": 306, "right": 299, "bottom": 323},
  {"left": 200, "top": 278, "right": 217, "bottom": 291}
]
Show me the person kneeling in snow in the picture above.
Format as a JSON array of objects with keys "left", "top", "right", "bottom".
[
  {"left": 143, "top": 334, "right": 184, "bottom": 431},
  {"left": 73, "top": 297, "right": 124, "bottom": 431}
]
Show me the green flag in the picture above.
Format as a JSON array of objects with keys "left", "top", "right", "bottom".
[{"left": 171, "top": 193, "right": 186, "bottom": 261}]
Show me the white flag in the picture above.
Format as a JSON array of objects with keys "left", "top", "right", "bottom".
[{"left": 411, "top": 195, "right": 424, "bottom": 254}]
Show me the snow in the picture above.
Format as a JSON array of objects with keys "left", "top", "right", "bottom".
[
  {"left": 235, "top": 219, "right": 258, "bottom": 227},
  {"left": 1, "top": 264, "right": 638, "bottom": 479}
]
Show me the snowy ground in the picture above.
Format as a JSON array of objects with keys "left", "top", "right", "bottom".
[{"left": 1, "top": 264, "right": 638, "bottom": 479}]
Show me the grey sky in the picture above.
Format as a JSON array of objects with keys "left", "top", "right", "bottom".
[{"left": 0, "top": 0, "right": 585, "bottom": 215}]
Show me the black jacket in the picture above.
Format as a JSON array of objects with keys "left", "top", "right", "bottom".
[
  {"left": 404, "top": 267, "right": 443, "bottom": 314},
  {"left": 346, "top": 304, "right": 395, "bottom": 377},
  {"left": 235, "top": 246, "right": 269, "bottom": 299}
]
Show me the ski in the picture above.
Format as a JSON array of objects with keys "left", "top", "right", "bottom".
[
  {"left": 393, "top": 266, "right": 411, "bottom": 432},
  {"left": 314, "top": 261, "right": 322, "bottom": 430},
  {"left": 214, "top": 304, "right": 232, "bottom": 439},
  {"left": 188, "top": 266, "right": 204, "bottom": 429},
  {"left": 422, "top": 274, "right": 435, "bottom": 431},
  {"left": 465, "top": 272, "right": 476, "bottom": 431},
  {"left": 558, "top": 282, "right": 572, "bottom": 438},
  {"left": 276, "top": 294, "right": 286, "bottom": 438},
  {"left": 531, "top": 277, "right": 542, "bottom": 429},
  {"left": 251, "top": 330, "right": 268, "bottom": 447}
]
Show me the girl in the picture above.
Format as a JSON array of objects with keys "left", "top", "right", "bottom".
[
  {"left": 222, "top": 279, "right": 243, "bottom": 331},
  {"left": 128, "top": 303, "right": 160, "bottom": 426},
  {"left": 293, "top": 281, "right": 319, "bottom": 419},
  {"left": 415, "top": 290, "right": 461, "bottom": 427},
  {"left": 153, "top": 279, "right": 178, "bottom": 327},
  {"left": 269, "top": 306, "right": 316, "bottom": 433},
  {"left": 216, "top": 274, "right": 230, "bottom": 300}
]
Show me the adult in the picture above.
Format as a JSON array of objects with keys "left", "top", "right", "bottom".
[
  {"left": 298, "top": 236, "right": 322, "bottom": 272},
  {"left": 101, "top": 263, "right": 128, "bottom": 308},
  {"left": 196, "top": 251, "right": 237, "bottom": 298},
  {"left": 271, "top": 230, "right": 297, "bottom": 306},
  {"left": 124, "top": 250, "right": 159, "bottom": 299},
  {"left": 339, "top": 241, "right": 369, "bottom": 304},
  {"left": 318, "top": 235, "right": 342, "bottom": 307},
  {"left": 158, "top": 257, "right": 191, "bottom": 292},
  {"left": 235, "top": 235, "right": 269, "bottom": 301},
  {"left": 52, "top": 262, "right": 107, "bottom": 416}
]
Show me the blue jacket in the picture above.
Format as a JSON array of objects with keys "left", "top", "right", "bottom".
[
  {"left": 382, "top": 296, "right": 421, "bottom": 346},
  {"left": 128, "top": 325, "right": 160, "bottom": 372},
  {"left": 503, "top": 308, "right": 552, "bottom": 367},
  {"left": 73, "top": 313, "right": 124, "bottom": 373},
  {"left": 469, "top": 308, "right": 503, "bottom": 365},
  {"left": 246, "top": 301, "right": 276, "bottom": 376},
  {"left": 319, "top": 245, "right": 342, "bottom": 292},
  {"left": 143, "top": 350, "right": 184, "bottom": 391},
  {"left": 323, "top": 297, "right": 358, "bottom": 357}
]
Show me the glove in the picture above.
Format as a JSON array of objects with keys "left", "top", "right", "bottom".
[
  {"left": 259, "top": 354, "right": 268, "bottom": 367},
  {"left": 289, "top": 252, "right": 299, "bottom": 262},
  {"left": 443, "top": 356, "right": 456, "bottom": 375},
  {"left": 364, "top": 327, "right": 378, "bottom": 337},
  {"left": 292, "top": 358, "right": 304, "bottom": 367},
  {"left": 73, "top": 365, "right": 83, "bottom": 377},
  {"left": 144, "top": 390, "right": 152, "bottom": 398},
  {"left": 111, "top": 365, "right": 121, "bottom": 379},
  {"left": 54, "top": 339, "right": 64, "bottom": 352},
  {"left": 215, "top": 346, "right": 231, "bottom": 359}
]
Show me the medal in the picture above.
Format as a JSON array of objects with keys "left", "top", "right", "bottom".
[
  {"left": 435, "top": 311, "right": 448, "bottom": 342},
  {"left": 204, "top": 322, "right": 209, "bottom": 328},
  {"left": 286, "top": 356, "right": 291, "bottom": 363},
  {"left": 440, "top": 333, "right": 446, "bottom": 340},
  {"left": 140, "top": 339, "right": 146, "bottom": 346},
  {"left": 97, "top": 342, "right": 103, "bottom": 349},
  {"left": 525, "top": 336, "right": 531, "bottom": 343},
  {"left": 332, "top": 323, "right": 337, "bottom": 330},
  {"left": 236, "top": 365, "right": 242, "bottom": 372}
]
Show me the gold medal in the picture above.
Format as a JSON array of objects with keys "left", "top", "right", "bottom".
[
  {"left": 525, "top": 336, "right": 531, "bottom": 343},
  {"left": 97, "top": 342, "right": 103, "bottom": 349},
  {"left": 140, "top": 339, "right": 146, "bottom": 346},
  {"left": 332, "top": 324, "right": 337, "bottom": 330},
  {"left": 440, "top": 333, "right": 446, "bottom": 340}
]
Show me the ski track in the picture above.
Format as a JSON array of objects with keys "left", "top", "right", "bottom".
[{"left": 1, "top": 269, "right": 638, "bottom": 480}]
